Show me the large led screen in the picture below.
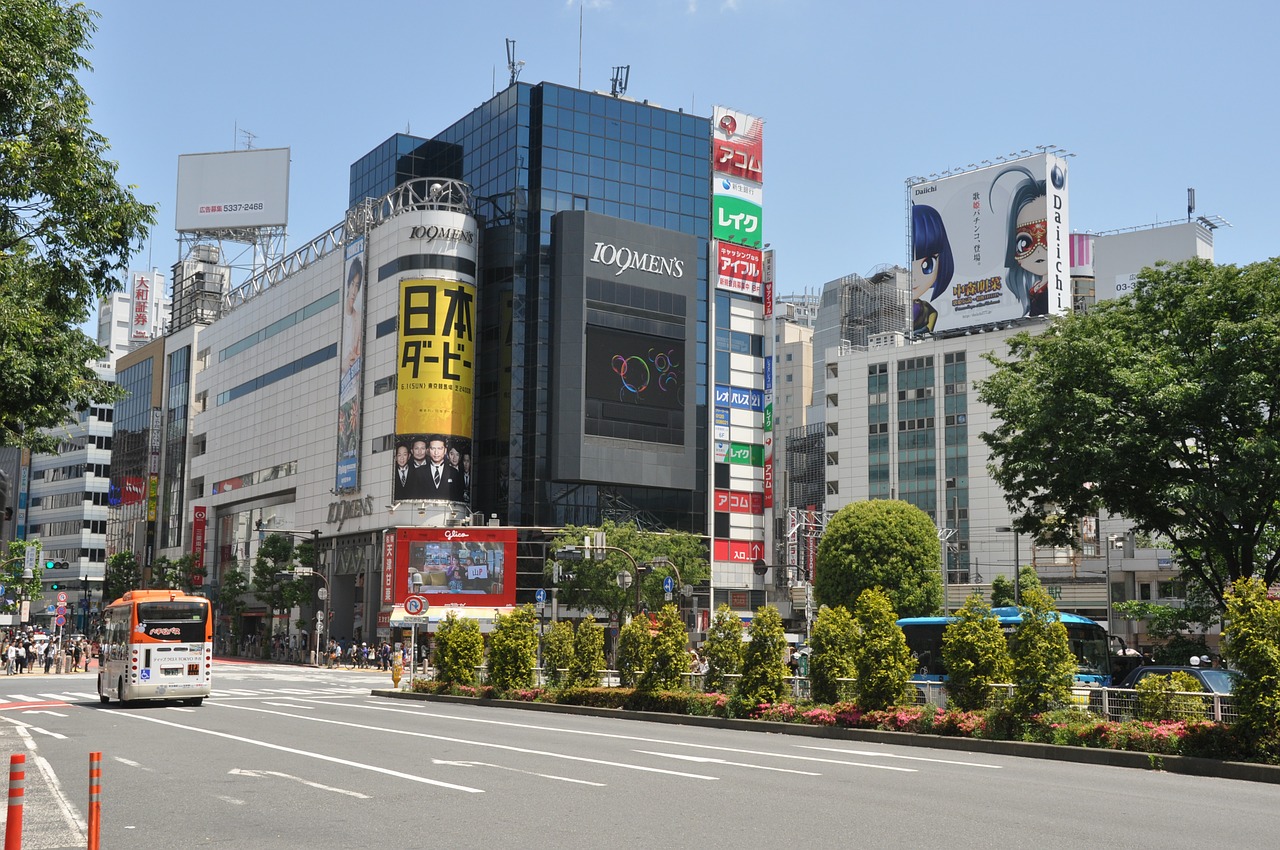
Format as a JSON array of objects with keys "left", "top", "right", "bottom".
[
  {"left": 392, "top": 526, "right": 516, "bottom": 608},
  {"left": 584, "top": 325, "right": 685, "bottom": 445}
]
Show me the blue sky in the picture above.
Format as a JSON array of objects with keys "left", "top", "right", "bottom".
[{"left": 84, "top": 0, "right": 1277, "bottom": 298}]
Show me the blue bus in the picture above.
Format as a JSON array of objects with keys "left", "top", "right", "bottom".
[{"left": 896, "top": 607, "right": 1112, "bottom": 686}]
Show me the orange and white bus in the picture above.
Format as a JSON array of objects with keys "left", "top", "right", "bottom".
[{"left": 97, "top": 590, "right": 213, "bottom": 707}]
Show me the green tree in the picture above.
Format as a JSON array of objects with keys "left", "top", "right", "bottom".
[
  {"left": 1, "top": 542, "right": 44, "bottom": 614},
  {"left": 217, "top": 568, "right": 250, "bottom": 650},
  {"left": 732, "top": 605, "right": 788, "bottom": 713},
  {"left": 808, "top": 604, "right": 859, "bottom": 704},
  {"left": 1221, "top": 577, "right": 1280, "bottom": 747},
  {"left": 849, "top": 588, "right": 915, "bottom": 711},
  {"left": 941, "top": 593, "right": 1011, "bottom": 711},
  {"left": 546, "top": 520, "right": 708, "bottom": 626},
  {"left": 1007, "top": 585, "right": 1075, "bottom": 718},
  {"left": 103, "top": 550, "right": 141, "bottom": 604},
  {"left": 1, "top": 0, "right": 155, "bottom": 450},
  {"left": 542, "top": 619, "right": 575, "bottom": 687},
  {"left": 989, "top": 575, "right": 1015, "bottom": 608},
  {"left": 251, "top": 534, "right": 309, "bottom": 655},
  {"left": 615, "top": 615, "right": 653, "bottom": 688},
  {"left": 433, "top": 611, "right": 484, "bottom": 687},
  {"left": 980, "top": 258, "right": 1280, "bottom": 609},
  {"left": 486, "top": 604, "right": 539, "bottom": 691},
  {"left": 814, "top": 500, "right": 942, "bottom": 618},
  {"left": 701, "top": 604, "right": 743, "bottom": 694},
  {"left": 640, "top": 604, "right": 689, "bottom": 691},
  {"left": 569, "top": 618, "right": 606, "bottom": 687},
  {"left": 150, "top": 554, "right": 205, "bottom": 593},
  {"left": 1134, "top": 671, "right": 1206, "bottom": 722},
  {"left": 1113, "top": 574, "right": 1218, "bottom": 662}
]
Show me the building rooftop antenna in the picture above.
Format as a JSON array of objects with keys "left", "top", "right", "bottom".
[
  {"left": 506, "top": 38, "right": 524, "bottom": 87},
  {"left": 239, "top": 128, "right": 256, "bottom": 151},
  {"left": 610, "top": 66, "right": 630, "bottom": 98}
]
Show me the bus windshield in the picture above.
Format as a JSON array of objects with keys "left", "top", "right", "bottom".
[{"left": 136, "top": 601, "right": 209, "bottom": 643}]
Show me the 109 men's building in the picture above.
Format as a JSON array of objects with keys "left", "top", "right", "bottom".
[{"left": 108, "top": 80, "right": 774, "bottom": 643}]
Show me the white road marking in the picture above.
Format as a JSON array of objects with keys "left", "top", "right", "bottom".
[
  {"left": 217, "top": 795, "right": 246, "bottom": 805},
  {"left": 430, "top": 758, "right": 607, "bottom": 786},
  {"left": 634, "top": 750, "right": 822, "bottom": 776},
  {"left": 228, "top": 768, "right": 372, "bottom": 798},
  {"left": 114, "top": 757, "right": 148, "bottom": 769},
  {"left": 22, "top": 710, "right": 67, "bottom": 717},
  {"left": 265, "top": 702, "right": 312, "bottom": 709},
  {"left": 339, "top": 701, "right": 919, "bottom": 773},
  {"left": 28, "top": 726, "right": 68, "bottom": 740},
  {"left": 104, "top": 709, "right": 484, "bottom": 794},
  {"left": 213, "top": 702, "right": 719, "bottom": 782},
  {"left": 796, "top": 745, "right": 1003, "bottom": 769}
]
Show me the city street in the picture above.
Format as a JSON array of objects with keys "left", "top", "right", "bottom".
[{"left": 2, "top": 662, "right": 1279, "bottom": 849}]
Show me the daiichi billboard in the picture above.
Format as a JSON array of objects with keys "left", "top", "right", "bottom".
[{"left": 908, "top": 153, "right": 1070, "bottom": 335}]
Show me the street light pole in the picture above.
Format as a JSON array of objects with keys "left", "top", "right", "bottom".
[{"left": 995, "top": 526, "right": 1021, "bottom": 607}]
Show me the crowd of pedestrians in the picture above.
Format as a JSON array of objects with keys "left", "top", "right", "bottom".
[{"left": 2, "top": 629, "right": 96, "bottom": 675}]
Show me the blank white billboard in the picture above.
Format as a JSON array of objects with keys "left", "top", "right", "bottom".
[{"left": 175, "top": 148, "right": 290, "bottom": 232}]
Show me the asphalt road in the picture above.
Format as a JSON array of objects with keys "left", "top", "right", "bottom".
[{"left": 3, "top": 662, "right": 1279, "bottom": 849}]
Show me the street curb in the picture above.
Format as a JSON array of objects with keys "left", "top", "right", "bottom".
[{"left": 371, "top": 689, "right": 1280, "bottom": 785}]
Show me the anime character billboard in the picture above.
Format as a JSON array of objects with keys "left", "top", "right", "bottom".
[{"left": 908, "top": 153, "right": 1070, "bottom": 335}]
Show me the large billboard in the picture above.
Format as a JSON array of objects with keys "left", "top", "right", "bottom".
[
  {"left": 335, "top": 236, "right": 366, "bottom": 494},
  {"left": 909, "top": 153, "right": 1070, "bottom": 335},
  {"left": 712, "top": 107, "right": 764, "bottom": 181},
  {"left": 387, "top": 527, "right": 517, "bottom": 608},
  {"left": 175, "top": 148, "right": 290, "bottom": 232},
  {"left": 584, "top": 326, "right": 685, "bottom": 445},
  {"left": 394, "top": 278, "right": 475, "bottom": 504}
]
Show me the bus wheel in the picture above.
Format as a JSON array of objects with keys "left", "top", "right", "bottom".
[
  {"left": 98, "top": 679, "right": 109, "bottom": 704},
  {"left": 185, "top": 697, "right": 203, "bottom": 707},
  {"left": 118, "top": 678, "right": 131, "bottom": 707}
]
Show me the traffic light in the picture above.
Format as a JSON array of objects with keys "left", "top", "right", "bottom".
[
  {"left": 44, "top": 559, "right": 55, "bottom": 570},
  {"left": 50, "top": 581, "right": 62, "bottom": 591},
  {"left": 43, "top": 559, "right": 69, "bottom": 570}
]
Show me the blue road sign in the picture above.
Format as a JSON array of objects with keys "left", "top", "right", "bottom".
[
  {"left": 535, "top": 588, "right": 547, "bottom": 604},
  {"left": 663, "top": 576, "right": 674, "bottom": 593}
]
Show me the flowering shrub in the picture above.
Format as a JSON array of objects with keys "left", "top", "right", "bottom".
[
  {"left": 800, "top": 707, "right": 838, "bottom": 726},
  {"left": 751, "top": 702, "right": 800, "bottom": 723},
  {"left": 861, "top": 707, "right": 930, "bottom": 733},
  {"left": 399, "top": 678, "right": 1276, "bottom": 764}
]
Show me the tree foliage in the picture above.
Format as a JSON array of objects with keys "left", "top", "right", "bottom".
[
  {"left": 989, "top": 575, "right": 1015, "bottom": 608},
  {"left": 616, "top": 615, "right": 653, "bottom": 688},
  {"left": 569, "top": 618, "right": 606, "bottom": 687},
  {"left": 433, "top": 611, "right": 484, "bottom": 687},
  {"left": 103, "top": 550, "right": 141, "bottom": 604},
  {"left": 640, "top": 604, "right": 689, "bottom": 692},
  {"left": 848, "top": 588, "right": 915, "bottom": 711},
  {"left": 814, "top": 500, "right": 942, "bottom": 618},
  {"left": 546, "top": 520, "right": 708, "bottom": 624},
  {"left": 1, "top": 542, "right": 44, "bottom": 614},
  {"left": 1007, "top": 585, "right": 1076, "bottom": 718},
  {"left": 150, "top": 554, "right": 206, "bottom": 594},
  {"left": 542, "top": 619, "right": 575, "bottom": 687},
  {"left": 1, "top": 0, "right": 155, "bottom": 449},
  {"left": 1114, "top": 579, "right": 1219, "bottom": 663},
  {"left": 1222, "top": 577, "right": 1280, "bottom": 745},
  {"left": 1134, "top": 671, "right": 1207, "bottom": 722},
  {"left": 980, "top": 258, "right": 1280, "bottom": 608},
  {"left": 217, "top": 567, "right": 250, "bottom": 643},
  {"left": 486, "top": 604, "right": 539, "bottom": 691},
  {"left": 700, "top": 604, "right": 743, "bottom": 694},
  {"left": 941, "top": 593, "right": 1011, "bottom": 711},
  {"left": 732, "top": 605, "right": 788, "bottom": 712},
  {"left": 251, "top": 534, "right": 309, "bottom": 652},
  {"left": 808, "top": 604, "right": 858, "bottom": 704}
]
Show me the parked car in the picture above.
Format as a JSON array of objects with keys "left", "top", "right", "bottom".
[{"left": 1117, "top": 665, "right": 1240, "bottom": 695}]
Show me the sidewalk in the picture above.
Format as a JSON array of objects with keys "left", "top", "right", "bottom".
[{"left": 0, "top": 661, "right": 96, "bottom": 677}]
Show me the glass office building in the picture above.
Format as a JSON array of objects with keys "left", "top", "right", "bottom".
[{"left": 352, "top": 82, "right": 711, "bottom": 533}]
